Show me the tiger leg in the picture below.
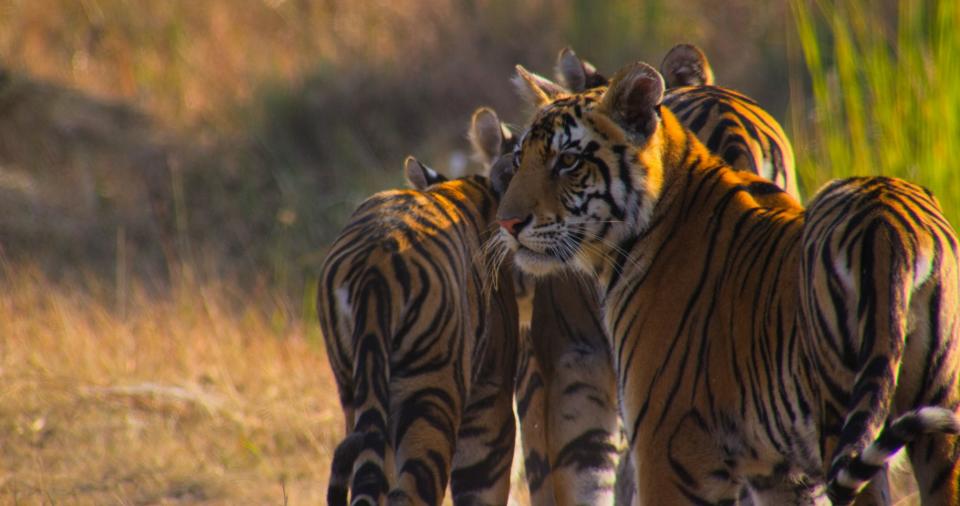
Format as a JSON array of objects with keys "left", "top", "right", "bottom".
[
  {"left": 545, "top": 344, "right": 620, "bottom": 505},
  {"left": 327, "top": 405, "right": 359, "bottom": 506},
  {"left": 906, "top": 431, "right": 960, "bottom": 506},
  {"left": 515, "top": 327, "right": 558, "bottom": 505},
  {"left": 343, "top": 330, "right": 393, "bottom": 506},
  {"left": 819, "top": 235, "right": 960, "bottom": 504},
  {"left": 385, "top": 367, "right": 463, "bottom": 506},
  {"left": 823, "top": 282, "right": 910, "bottom": 504},
  {"left": 632, "top": 410, "right": 741, "bottom": 506},
  {"left": 323, "top": 344, "right": 360, "bottom": 504},
  {"left": 801, "top": 215, "right": 919, "bottom": 503},
  {"left": 898, "top": 275, "right": 960, "bottom": 506},
  {"left": 450, "top": 363, "right": 517, "bottom": 505},
  {"left": 450, "top": 281, "right": 519, "bottom": 506},
  {"left": 512, "top": 270, "right": 562, "bottom": 505},
  {"left": 321, "top": 280, "right": 368, "bottom": 505},
  {"left": 530, "top": 275, "right": 620, "bottom": 505},
  {"left": 801, "top": 179, "right": 960, "bottom": 504}
]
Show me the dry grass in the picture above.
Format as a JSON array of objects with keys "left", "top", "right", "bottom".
[
  {"left": 0, "top": 264, "right": 531, "bottom": 505},
  {"left": 0, "top": 0, "right": 563, "bottom": 128},
  {"left": 0, "top": 265, "right": 339, "bottom": 504}
]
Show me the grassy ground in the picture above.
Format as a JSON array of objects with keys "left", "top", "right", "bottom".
[
  {"left": 0, "top": 265, "right": 532, "bottom": 504},
  {"left": 0, "top": 266, "right": 338, "bottom": 504}
]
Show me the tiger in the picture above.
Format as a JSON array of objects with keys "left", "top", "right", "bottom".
[
  {"left": 495, "top": 59, "right": 960, "bottom": 505},
  {"left": 505, "top": 45, "right": 804, "bottom": 506},
  {"left": 318, "top": 132, "right": 519, "bottom": 505},
  {"left": 554, "top": 44, "right": 904, "bottom": 506},
  {"left": 467, "top": 103, "right": 623, "bottom": 506}
]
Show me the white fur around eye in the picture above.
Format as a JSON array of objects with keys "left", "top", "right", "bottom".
[{"left": 556, "top": 153, "right": 582, "bottom": 174}]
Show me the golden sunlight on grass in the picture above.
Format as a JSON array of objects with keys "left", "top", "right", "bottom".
[
  {"left": 0, "top": 265, "right": 531, "bottom": 504},
  {"left": 0, "top": 266, "right": 339, "bottom": 503}
]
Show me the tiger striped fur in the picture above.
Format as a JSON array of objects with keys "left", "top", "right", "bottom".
[
  {"left": 469, "top": 105, "right": 623, "bottom": 506},
  {"left": 803, "top": 177, "right": 960, "bottom": 505},
  {"left": 319, "top": 152, "right": 519, "bottom": 505},
  {"left": 497, "top": 60, "right": 960, "bottom": 505},
  {"left": 557, "top": 44, "right": 798, "bottom": 199},
  {"left": 523, "top": 274, "right": 622, "bottom": 504},
  {"left": 507, "top": 45, "right": 803, "bottom": 505}
]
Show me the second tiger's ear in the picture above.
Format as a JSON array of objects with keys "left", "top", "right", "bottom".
[
  {"left": 513, "top": 65, "right": 566, "bottom": 107},
  {"left": 469, "top": 107, "right": 511, "bottom": 167},
  {"left": 403, "top": 156, "right": 447, "bottom": 190},
  {"left": 556, "top": 47, "right": 607, "bottom": 92}
]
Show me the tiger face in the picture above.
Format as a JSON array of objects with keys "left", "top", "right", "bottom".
[{"left": 497, "top": 62, "right": 668, "bottom": 277}]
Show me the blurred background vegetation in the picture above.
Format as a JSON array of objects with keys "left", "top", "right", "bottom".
[
  {"left": 0, "top": 0, "right": 956, "bottom": 292},
  {"left": 3, "top": 0, "right": 955, "bottom": 292},
  {"left": 0, "top": 0, "right": 801, "bottom": 293},
  {"left": 0, "top": 0, "right": 955, "bottom": 502}
]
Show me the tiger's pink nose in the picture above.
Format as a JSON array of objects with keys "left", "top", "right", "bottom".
[{"left": 498, "top": 217, "right": 524, "bottom": 237}]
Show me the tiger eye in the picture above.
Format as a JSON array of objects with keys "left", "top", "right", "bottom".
[{"left": 559, "top": 153, "right": 579, "bottom": 168}]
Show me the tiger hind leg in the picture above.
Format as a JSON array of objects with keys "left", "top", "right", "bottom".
[
  {"left": 344, "top": 329, "right": 393, "bottom": 506},
  {"left": 907, "top": 430, "right": 960, "bottom": 506},
  {"left": 802, "top": 177, "right": 960, "bottom": 505},
  {"left": 449, "top": 367, "right": 517, "bottom": 505},
  {"left": 631, "top": 410, "right": 742, "bottom": 506},
  {"left": 900, "top": 264, "right": 960, "bottom": 505},
  {"left": 450, "top": 283, "right": 519, "bottom": 506},
  {"left": 515, "top": 327, "right": 558, "bottom": 505},
  {"left": 386, "top": 368, "right": 464, "bottom": 506}
]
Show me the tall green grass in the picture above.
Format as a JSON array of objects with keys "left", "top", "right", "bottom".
[{"left": 791, "top": 0, "right": 960, "bottom": 226}]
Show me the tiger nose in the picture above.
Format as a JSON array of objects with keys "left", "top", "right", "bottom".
[{"left": 498, "top": 216, "right": 529, "bottom": 237}]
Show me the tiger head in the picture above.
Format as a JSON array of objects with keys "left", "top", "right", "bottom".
[
  {"left": 405, "top": 106, "right": 516, "bottom": 199},
  {"left": 496, "top": 61, "right": 668, "bottom": 277}
]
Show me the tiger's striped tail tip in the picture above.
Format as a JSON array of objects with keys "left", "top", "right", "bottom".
[{"left": 828, "top": 407, "right": 960, "bottom": 505}]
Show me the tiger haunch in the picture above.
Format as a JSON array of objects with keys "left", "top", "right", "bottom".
[{"left": 320, "top": 151, "right": 519, "bottom": 505}]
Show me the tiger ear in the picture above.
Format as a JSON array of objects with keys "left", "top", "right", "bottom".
[
  {"left": 556, "top": 47, "right": 606, "bottom": 92},
  {"left": 513, "top": 65, "right": 566, "bottom": 107},
  {"left": 469, "top": 107, "right": 509, "bottom": 167},
  {"left": 599, "top": 61, "right": 665, "bottom": 139},
  {"left": 660, "top": 43, "right": 714, "bottom": 88},
  {"left": 404, "top": 156, "right": 447, "bottom": 190},
  {"left": 469, "top": 107, "right": 516, "bottom": 194}
]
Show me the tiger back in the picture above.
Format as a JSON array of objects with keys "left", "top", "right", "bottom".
[
  {"left": 319, "top": 156, "right": 518, "bottom": 506},
  {"left": 558, "top": 43, "right": 798, "bottom": 199},
  {"left": 660, "top": 44, "right": 798, "bottom": 197}
]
